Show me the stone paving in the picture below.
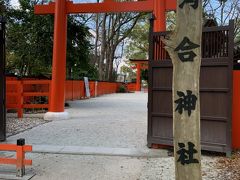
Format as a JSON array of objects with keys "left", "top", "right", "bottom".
[
  {"left": 1, "top": 93, "right": 222, "bottom": 180},
  {"left": 6, "top": 93, "right": 148, "bottom": 149}
]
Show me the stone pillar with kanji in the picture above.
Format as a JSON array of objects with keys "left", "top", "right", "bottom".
[{"left": 164, "top": 0, "right": 202, "bottom": 179}]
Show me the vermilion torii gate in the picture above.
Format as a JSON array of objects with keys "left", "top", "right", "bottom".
[
  {"left": 129, "top": 59, "right": 148, "bottom": 91},
  {"left": 34, "top": 0, "right": 176, "bottom": 120}
]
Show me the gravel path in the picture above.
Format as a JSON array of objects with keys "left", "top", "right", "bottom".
[
  {"left": 1, "top": 93, "right": 237, "bottom": 179},
  {"left": 6, "top": 113, "right": 49, "bottom": 137},
  {"left": 6, "top": 93, "right": 148, "bottom": 148}
]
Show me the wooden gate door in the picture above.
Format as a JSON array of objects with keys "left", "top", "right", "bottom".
[
  {"left": 147, "top": 20, "right": 234, "bottom": 154},
  {"left": 0, "top": 17, "right": 6, "bottom": 141}
]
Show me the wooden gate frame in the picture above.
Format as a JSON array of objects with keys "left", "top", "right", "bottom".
[
  {"left": 0, "top": 17, "right": 6, "bottom": 141},
  {"left": 147, "top": 18, "right": 234, "bottom": 154}
]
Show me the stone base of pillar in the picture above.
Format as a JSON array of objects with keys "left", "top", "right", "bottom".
[{"left": 44, "top": 111, "right": 69, "bottom": 120}]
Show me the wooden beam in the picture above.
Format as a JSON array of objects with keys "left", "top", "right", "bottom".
[
  {"left": 166, "top": 0, "right": 177, "bottom": 11},
  {"left": 67, "top": 1, "right": 153, "bottom": 13},
  {"left": 129, "top": 59, "right": 149, "bottom": 64},
  {"left": 35, "top": 0, "right": 154, "bottom": 15},
  {"left": 34, "top": 2, "right": 55, "bottom": 15},
  {"left": 136, "top": 63, "right": 141, "bottom": 91},
  {"left": 131, "top": 61, "right": 149, "bottom": 64},
  {"left": 34, "top": 0, "right": 176, "bottom": 15}
]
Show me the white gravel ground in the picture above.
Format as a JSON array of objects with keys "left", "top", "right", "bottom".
[
  {"left": 1, "top": 93, "right": 228, "bottom": 179},
  {"left": 6, "top": 113, "right": 49, "bottom": 137}
]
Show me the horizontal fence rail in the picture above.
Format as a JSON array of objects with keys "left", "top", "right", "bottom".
[
  {"left": 0, "top": 139, "right": 32, "bottom": 177},
  {"left": 6, "top": 80, "right": 23, "bottom": 118},
  {"left": 6, "top": 78, "right": 136, "bottom": 118},
  {"left": 6, "top": 80, "right": 51, "bottom": 118}
]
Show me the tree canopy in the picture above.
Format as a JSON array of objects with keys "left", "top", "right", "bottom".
[
  {"left": 3, "top": 0, "right": 97, "bottom": 79},
  {"left": 3, "top": 0, "right": 239, "bottom": 81}
]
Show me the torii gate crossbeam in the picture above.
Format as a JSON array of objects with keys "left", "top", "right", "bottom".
[
  {"left": 34, "top": 0, "right": 176, "bottom": 120},
  {"left": 35, "top": 1, "right": 176, "bottom": 14}
]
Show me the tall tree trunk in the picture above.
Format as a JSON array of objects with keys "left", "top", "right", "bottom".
[
  {"left": 104, "top": 14, "right": 115, "bottom": 80},
  {"left": 108, "top": 45, "right": 116, "bottom": 81},
  {"left": 105, "top": 45, "right": 111, "bottom": 80},
  {"left": 99, "top": 14, "right": 107, "bottom": 80},
  {"left": 94, "top": 0, "right": 100, "bottom": 67},
  {"left": 164, "top": 0, "right": 202, "bottom": 179},
  {"left": 106, "top": 36, "right": 114, "bottom": 81},
  {"left": 97, "top": 13, "right": 141, "bottom": 81},
  {"left": 94, "top": 13, "right": 99, "bottom": 67}
]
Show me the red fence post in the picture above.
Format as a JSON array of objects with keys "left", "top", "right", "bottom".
[
  {"left": 17, "top": 81, "right": 23, "bottom": 118},
  {"left": 48, "top": 80, "right": 51, "bottom": 109},
  {"left": 136, "top": 63, "right": 141, "bottom": 91},
  {"left": 95, "top": 81, "right": 98, "bottom": 97},
  {"left": 16, "top": 138, "right": 25, "bottom": 177},
  {"left": 72, "top": 80, "right": 74, "bottom": 100}
]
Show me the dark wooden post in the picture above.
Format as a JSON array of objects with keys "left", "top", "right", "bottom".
[
  {"left": 164, "top": 0, "right": 202, "bottom": 179},
  {"left": 16, "top": 138, "right": 26, "bottom": 177},
  {"left": 0, "top": 16, "right": 6, "bottom": 141}
]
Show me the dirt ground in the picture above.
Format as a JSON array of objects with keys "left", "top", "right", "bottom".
[{"left": 216, "top": 151, "right": 240, "bottom": 180}]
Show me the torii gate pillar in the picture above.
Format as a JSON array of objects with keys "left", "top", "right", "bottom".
[
  {"left": 136, "top": 63, "right": 141, "bottom": 91},
  {"left": 154, "top": 0, "right": 166, "bottom": 32},
  {"left": 129, "top": 59, "right": 149, "bottom": 92},
  {"left": 35, "top": 0, "right": 176, "bottom": 120},
  {"left": 44, "top": 0, "right": 68, "bottom": 120}
]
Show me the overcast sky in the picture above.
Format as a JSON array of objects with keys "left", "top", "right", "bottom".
[{"left": 10, "top": 0, "right": 19, "bottom": 8}]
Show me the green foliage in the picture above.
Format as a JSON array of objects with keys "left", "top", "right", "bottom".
[
  {"left": 124, "top": 13, "right": 176, "bottom": 60},
  {"left": 118, "top": 84, "right": 127, "bottom": 93},
  {"left": 6, "top": 0, "right": 54, "bottom": 77},
  {"left": 66, "top": 15, "right": 98, "bottom": 80},
  {"left": 120, "top": 62, "right": 136, "bottom": 82},
  {"left": 141, "top": 69, "right": 148, "bottom": 81},
  {"left": 166, "top": 11, "right": 176, "bottom": 31},
  {"left": 5, "top": 0, "right": 97, "bottom": 79},
  {"left": 5, "top": 0, "right": 52, "bottom": 76},
  {"left": 235, "top": 19, "right": 240, "bottom": 43},
  {"left": 124, "top": 15, "right": 149, "bottom": 60},
  {"left": 0, "top": 0, "right": 9, "bottom": 16}
]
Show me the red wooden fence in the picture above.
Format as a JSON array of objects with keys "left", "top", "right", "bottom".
[
  {"left": 0, "top": 139, "right": 32, "bottom": 177},
  {"left": 6, "top": 79, "right": 136, "bottom": 118},
  {"left": 64, "top": 81, "right": 123, "bottom": 100},
  {"left": 6, "top": 80, "right": 50, "bottom": 118},
  {"left": 126, "top": 83, "right": 137, "bottom": 92}
]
